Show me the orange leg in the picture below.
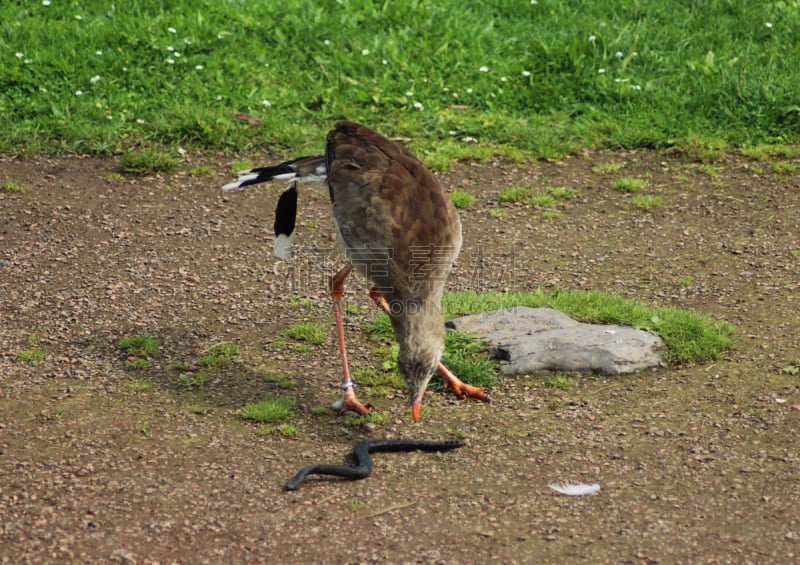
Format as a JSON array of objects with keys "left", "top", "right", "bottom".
[
  {"left": 367, "top": 288, "right": 490, "bottom": 404},
  {"left": 331, "top": 264, "right": 372, "bottom": 416}
]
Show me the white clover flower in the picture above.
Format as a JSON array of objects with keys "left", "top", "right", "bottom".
[
  {"left": 479, "top": 66, "right": 489, "bottom": 72},
  {"left": 168, "top": 27, "right": 177, "bottom": 33},
  {"left": 96, "top": 50, "right": 103, "bottom": 56},
  {"left": 174, "top": 52, "right": 181, "bottom": 57},
  {"left": 449, "top": 130, "right": 456, "bottom": 136},
  {"left": 615, "top": 78, "right": 629, "bottom": 83},
  {"left": 522, "top": 70, "right": 531, "bottom": 77},
  {"left": 382, "top": 59, "right": 387, "bottom": 65},
  {"left": 90, "top": 75, "right": 100, "bottom": 84},
  {"left": 167, "top": 46, "right": 175, "bottom": 52},
  {"left": 463, "top": 136, "right": 477, "bottom": 143},
  {"left": 406, "top": 91, "right": 414, "bottom": 97},
  {"left": 75, "top": 15, "right": 83, "bottom": 20},
  {"left": 631, "top": 85, "right": 641, "bottom": 90},
  {"left": 75, "top": 90, "right": 83, "bottom": 96},
  {"left": 615, "top": 51, "right": 623, "bottom": 58},
  {"left": 166, "top": 58, "right": 175, "bottom": 64},
  {"left": 195, "top": 65, "right": 204, "bottom": 70},
  {"left": 361, "top": 48, "right": 370, "bottom": 55},
  {"left": 136, "top": 119, "right": 145, "bottom": 125},
  {"left": 588, "top": 35, "right": 596, "bottom": 42},
  {"left": 184, "top": 39, "right": 192, "bottom": 45},
  {"left": 413, "top": 102, "right": 424, "bottom": 110},
  {"left": 765, "top": 22, "right": 773, "bottom": 28},
  {"left": 500, "top": 76, "right": 507, "bottom": 82},
  {"left": 324, "top": 39, "right": 331, "bottom": 46},
  {"left": 15, "top": 52, "right": 23, "bottom": 59},
  {"left": 42, "top": 1, "right": 51, "bottom": 6},
  {"left": 598, "top": 68, "right": 606, "bottom": 74},
  {"left": 466, "top": 88, "right": 473, "bottom": 94},
  {"left": 262, "top": 99, "right": 272, "bottom": 107}
]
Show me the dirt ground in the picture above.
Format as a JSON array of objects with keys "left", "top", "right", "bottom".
[{"left": 1, "top": 147, "right": 798, "bottom": 564}]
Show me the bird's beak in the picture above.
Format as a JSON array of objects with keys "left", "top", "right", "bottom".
[{"left": 411, "top": 400, "right": 422, "bottom": 423}]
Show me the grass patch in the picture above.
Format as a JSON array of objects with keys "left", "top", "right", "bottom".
[
  {"left": 449, "top": 190, "right": 475, "bottom": 209},
  {"left": 259, "top": 423, "right": 299, "bottom": 437},
  {"left": 488, "top": 209, "right": 507, "bottom": 219},
  {"left": 528, "top": 193, "right": 556, "bottom": 208},
  {"left": 770, "top": 162, "right": 798, "bottom": 175},
  {"left": 546, "top": 187, "right": 578, "bottom": 200},
  {"left": 741, "top": 145, "right": 800, "bottom": 161},
  {"left": 593, "top": 162, "right": 627, "bottom": 174},
  {"left": 546, "top": 375, "right": 571, "bottom": 389},
  {"left": 124, "top": 381, "right": 153, "bottom": 392},
  {"left": 118, "top": 335, "right": 160, "bottom": 358},
  {"left": 229, "top": 160, "right": 254, "bottom": 175},
  {"left": 199, "top": 342, "right": 239, "bottom": 369},
  {"left": 17, "top": 349, "right": 45, "bottom": 362},
  {"left": 240, "top": 396, "right": 294, "bottom": 423},
  {"left": 443, "top": 289, "right": 735, "bottom": 364},
  {"left": 189, "top": 165, "right": 216, "bottom": 177},
  {"left": 629, "top": 194, "right": 663, "bottom": 211},
  {"left": 344, "top": 413, "right": 391, "bottom": 427},
  {"left": 2, "top": 3, "right": 800, "bottom": 158},
  {"left": 121, "top": 148, "right": 176, "bottom": 175},
  {"left": 611, "top": 177, "right": 646, "bottom": 193},
  {"left": 497, "top": 186, "right": 532, "bottom": 203},
  {"left": 1, "top": 180, "right": 29, "bottom": 193},
  {"left": 286, "top": 322, "right": 326, "bottom": 345},
  {"left": 118, "top": 335, "right": 159, "bottom": 369}
]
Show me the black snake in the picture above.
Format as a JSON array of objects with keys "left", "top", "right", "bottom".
[{"left": 285, "top": 439, "right": 464, "bottom": 491}]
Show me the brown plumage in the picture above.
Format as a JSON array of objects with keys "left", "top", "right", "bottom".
[{"left": 223, "top": 121, "right": 489, "bottom": 421}]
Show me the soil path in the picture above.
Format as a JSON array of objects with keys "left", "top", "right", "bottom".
[{"left": 1, "top": 150, "right": 798, "bottom": 563}]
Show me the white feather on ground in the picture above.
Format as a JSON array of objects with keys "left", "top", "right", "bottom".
[{"left": 548, "top": 482, "right": 601, "bottom": 496}]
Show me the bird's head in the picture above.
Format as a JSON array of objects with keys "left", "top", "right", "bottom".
[{"left": 393, "top": 300, "right": 445, "bottom": 423}]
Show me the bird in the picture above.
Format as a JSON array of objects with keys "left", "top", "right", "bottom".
[{"left": 223, "top": 121, "right": 489, "bottom": 422}]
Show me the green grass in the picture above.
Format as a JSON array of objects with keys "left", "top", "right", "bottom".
[
  {"left": 3, "top": 3, "right": 799, "bottom": 158},
  {"left": 443, "top": 289, "right": 735, "bottom": 364},
  {"left": 611, "top": 177, "right": 646, "bottom": 193},
  {"left": 740, "top": 144, "right": 800, "bottom": 161},
  {"left": 593, "top": 162, "right": 627, "bottom": 174},
  {"left": 118, "top": 335, "right": 160, "bottom": 358},
  {"left": 124, "top": 381, "right": 153, "bottom": 392},
  {"left": 1, "top": 180, "right": 29, "bottom": 193},
  {"left": 120, "top": 148, "right": 177, "bottom": 175},
  {"left": 199, "top": 342, "right": 239, "bottom": 369},
  {"left": 449, "top": 190, "right": 475, "bottom": 209},
  {"left": 497, "top": 186, "right": 533, "bottom": 203},
  {"left": 189, "top": 165, "right": 216, "bottom": 177},
  {"left": 240, "top": 396, "right": 294, "bottom": 423},
  {"left": 119, "top": 335, "right": 159, "bottom": 369},
  {"left": 546, "top": 375, "right": 571, "bottom": 389},
  {"left": 629, "top": 194, "right": 663, "bottom": 211},
  {"left": 528, "top": 194, "right": 556, "bottom": 208},
  {"left": 285, "top": 322, "right": 326, "bottom": 345},
  {"left": 770, "top": 162, "right": 798, "bottom": 175},
  {"left": 17, "top": 349, "right": 45, "bottom": 362}
]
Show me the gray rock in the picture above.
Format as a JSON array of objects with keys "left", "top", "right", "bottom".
[{"left": 446, "top": 307, "right": 664, "bottom": 376}]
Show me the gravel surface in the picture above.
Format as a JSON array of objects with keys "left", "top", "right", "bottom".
[{"left": 1, "top": 150, "right": 798, "bottom": 564}]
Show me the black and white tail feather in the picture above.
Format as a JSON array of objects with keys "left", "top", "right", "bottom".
[{"left": 222, "top": 156, "right": 327, "bottom": 260}]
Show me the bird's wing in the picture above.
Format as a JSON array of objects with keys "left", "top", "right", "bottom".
[{"left": 326, "top": 121, "right": 462, "bottom": 302}]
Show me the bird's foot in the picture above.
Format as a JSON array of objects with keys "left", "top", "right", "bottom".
[
  {"left": 332, "top": 395, "right": 373, "bottom": 416},
  {"left": 438, "top": 362, "right": 491, "bottom": 403}
]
